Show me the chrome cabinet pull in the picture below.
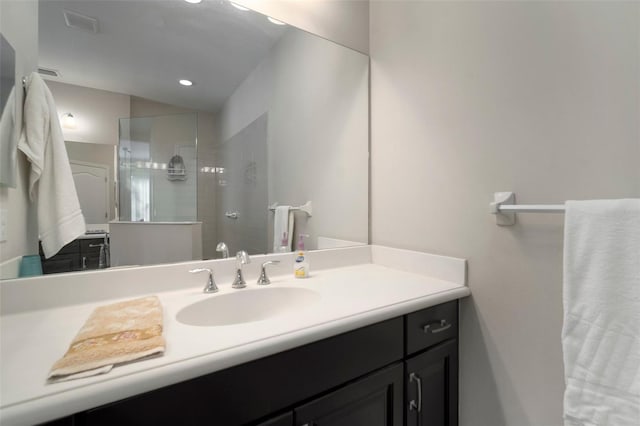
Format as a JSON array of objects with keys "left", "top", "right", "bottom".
[
  {"left": 423, "top": 319, "right": 452, "bottom": 334},
  {"left": 409, "top": 372, "right": 422, "bottom": 413},
  {"left": 225, "top": 211, "right": 239, "bottom": 219}
]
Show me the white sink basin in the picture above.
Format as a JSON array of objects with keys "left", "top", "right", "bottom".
[{"left": 176, "top": 287, "right": 321, "bottom": 326}]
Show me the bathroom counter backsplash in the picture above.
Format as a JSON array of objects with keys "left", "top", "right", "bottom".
[{"left": 0, "top": 245, "right": 469, "bottom": 425}]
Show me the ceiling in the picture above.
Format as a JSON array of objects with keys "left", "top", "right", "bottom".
[{"left": 38, "top": 0, "right": 288, "bottom": 112}]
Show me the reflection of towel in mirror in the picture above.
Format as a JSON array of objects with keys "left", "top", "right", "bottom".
[
  {"left": 273, "top": 206, "right": 294, "bottom": 253},
  {"left": 0, "top": 86, "right": 18, "bottom": 185},
  {"left": 18, "top": 72, "right": 85, "bottom": 258}
]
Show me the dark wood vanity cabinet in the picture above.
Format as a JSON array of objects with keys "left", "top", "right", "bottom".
[
  {"left": 39, "top": 236, "right": 108, "bottom": 274},
  {"left": 253, "top": 364, "right": 403, "bottom": 426},
  {"left": 256, "top": 412, "right": 294, "bottom": 426},
  {"left": 39, "top": 240, "right": 81, "bottom": 274},
  {"left": 294, "top": 363, "right": 404, "bottom": 426},
  {"left": 44, "top": 301, "right": 459, "bottom": 426},
  {"left": 406, "top": 339, "right": 458, "bottom": 426},
  {"left": 405, "top": 300, "right": 459, "bottom": 426}
]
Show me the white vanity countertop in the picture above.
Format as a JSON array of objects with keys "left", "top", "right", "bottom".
[{"left": 0, "top": 245, "right": 470, "bottom": 425}]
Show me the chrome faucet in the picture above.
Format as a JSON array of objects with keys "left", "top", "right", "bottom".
[
  {"left": 216, "top": 242, "right": 229, "bottom": 259},
  {"left": 190, "top": 268, "right": 218, "bottom": 293},
  {"left": 89, "top": 243, "right": 108, "bottom": 269},
  {"left": 232, "top": 251, "right": 250, "bottom": 289},
  {"left": 257, "top": 260, "right": 280, "bottom": 285},
  {"left": 89, "top": 235, "right": 110, "bottom": 269}
]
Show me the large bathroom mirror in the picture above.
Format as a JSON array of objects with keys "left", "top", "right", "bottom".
[{"left": 3, "top": 0, "right": 368, "bottom": 276}]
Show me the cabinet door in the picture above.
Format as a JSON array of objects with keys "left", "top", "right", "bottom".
[
  {"left": 406, "top": 339, "right": 458, "bottom": 426},
  {"left": 41, "top": 254, "right": 78, "bottom": 274},
  {"left": 294, "top": 363, "right": 403, "bottom": 426},
  {"left": 40, "top": 240, "right": 81, "bottom": 273}
]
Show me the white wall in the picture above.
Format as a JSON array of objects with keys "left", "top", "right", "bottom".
[
  {"left": 0, "top": 0, "right": 39, "bottom": 262},
  {"left": 109, "top": 221, "right": 202, "bottom": 267},
  {"left": 235, "top": 0, "right": 369, "bottom": 54},
  {"left": 370, "top": 1, "right": 640, "bottom": 425},
  {"left": 46, "top": 81, "right": 130, "bottom": 146},
  {"left": 217, "top": 28, "right": 369, "bottom": 252}
]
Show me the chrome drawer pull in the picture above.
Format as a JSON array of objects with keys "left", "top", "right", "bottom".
[
  {"left": 409, "top": 372, "right": 422, "bottom": 413},
  {"left": 423, "top": 319, "right": 452, "bottom": 334}
]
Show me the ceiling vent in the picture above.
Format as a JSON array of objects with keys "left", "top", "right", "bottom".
[
  {"left": 63, "top": 9, "right": 99, "bottom": 34},
  {"left": 37, "top": 67, "right": 61, "bottom": 78}
]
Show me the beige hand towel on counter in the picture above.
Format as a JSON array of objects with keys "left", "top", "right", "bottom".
[{"left": 49, "top": 296, "right": 165, "bottom": 382}]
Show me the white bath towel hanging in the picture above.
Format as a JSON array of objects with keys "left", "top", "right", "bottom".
[
  {"left": 273, "top": 205, "right": 294, "bottom": 253},
  {"left": 562, "top": 199, "right": 640, "bottom": 426},
  {"left": 0, "top": 86, "right": 18, "bottom": 186},
  {"left": 18, "top": 72, "right": 86, "bottom": 258}
]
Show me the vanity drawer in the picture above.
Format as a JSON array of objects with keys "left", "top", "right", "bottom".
[{"left": 406, "top": 300, "right": 457, "bottom": 355}]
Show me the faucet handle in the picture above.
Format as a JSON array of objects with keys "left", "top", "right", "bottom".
[
  {"left": 216, "top": 242, "right": 229, "bottom": 259},
  {"left": 190, "top": 268, "right": 218, "bottom": 293},
  {"left": 236, "top": 250, "right": 250, "bottom": 265},
  {"left": 231, "top": 251, "right": 250, "bottom": 289},
  {"left": 257, "top": 260, "right": 280, "bottom": 285}
]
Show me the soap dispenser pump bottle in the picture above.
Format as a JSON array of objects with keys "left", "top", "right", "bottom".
[
  {"left": 278, "top": 232, "right": 289, "bottom": 253},
  {"left": 294, "top": 234, "right": 310, "bottom": 279}
]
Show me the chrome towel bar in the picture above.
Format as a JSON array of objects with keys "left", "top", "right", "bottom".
[
  {"left": 268, "top": 201, "right": 312, "bottom": 217},
  {"left": 491, "top": 192, "right": 564, "bottom": 225}
]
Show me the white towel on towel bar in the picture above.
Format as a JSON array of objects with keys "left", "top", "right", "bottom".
[
  {"left": 562, "top": 199, "right": 640, "bottom": 426},
  {"left": 273, "top": 206, "right": 294, "bottom": 253},
  {"left": 18, "top": 73, "right": 86, "bottom": 258}
]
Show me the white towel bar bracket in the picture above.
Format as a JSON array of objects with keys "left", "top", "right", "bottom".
[
  {"left": 490, "top": 192, "right": 517, "bottom": 226},
  {"left": 490, "top": 192, "right": 566, "bottom": 226}
]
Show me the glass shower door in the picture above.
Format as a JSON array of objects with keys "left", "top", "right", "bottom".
[{"left": 118, "top": 113, "right": 197, "bottom": 222}]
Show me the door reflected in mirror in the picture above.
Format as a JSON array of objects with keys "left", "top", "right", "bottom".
[{"left": 1, "top": 0, "right": 369, "bottom": 278}]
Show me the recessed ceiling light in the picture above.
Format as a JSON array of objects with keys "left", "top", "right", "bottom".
[
  {"left": 230, "top": 2, "right": 250, "bottom": 11},
  {"left": 179, "top": 79, "right": 193, "bottom": 86},
  {"left": 184, "top": 0, "right": 202, "bottom": 4},
  {"left": 267, "top": 17, "right": 286, "bottom": 26}
]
